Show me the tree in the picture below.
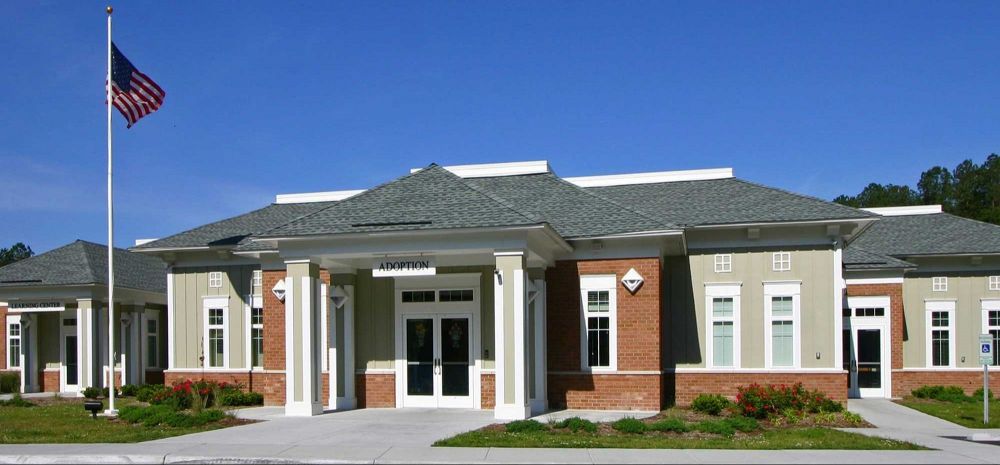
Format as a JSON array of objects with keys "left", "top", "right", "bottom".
[
  {"left": 0, "top": 243, "right": 33, "bottom": 268},
  {"left": 833, "top": 183, "right": 920, "bottom": 208},
  {"left": 917, "top": 166, "right": 954, "bottom": 209}
]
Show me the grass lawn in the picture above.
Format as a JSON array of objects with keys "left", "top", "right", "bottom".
[
  {"left": 435, "top": 408, "right": 924, "bottom": 450},
  {"left": 0, "top": 396, "right": 246, "bottom": 444},
  {"left": 897, "top": 397, "right": 1000, "bottom": 429}
]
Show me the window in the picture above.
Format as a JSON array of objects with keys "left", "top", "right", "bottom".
[
  {"left": 990, "top": 276, "right": 1000, "bottom": 291},
  {"left": 926, "top": 306, "right": 954, "bottom": 367},
  {"left": 7, "top": 319, "right": 20, "bottom": 369},
  {"left": 401, "top": 290, "right": 435, "bottom": 303},
  {"left": 146, "top": 316, "right": 158, "bottom": 368},
  {"left": 204, "top": 304, "right": 227, "bottom": 368},
  {"left": 764, "top": 281, "right": 801, "bottom": 368},
  {"left": 854, "top": 307, "right": 885, "bottom": 317},
  {"left": 439, "top": 289, "right": 474, "bottom": 302},
  {"left": 580, "top": 275, "right": 617, "bottom": 370},
  {"left": 772, "top": 252, "right": 791, "bottom": 272},
  {"left": 984, "top": 305, "right": 1000, "bottom": 366},
  {"left": 706, "top": 283, "right": 741, "bottom": 369},
  {"left": 209, "top": 272, "right": 223, "bottom": 288},
  {"left": 252, "top": 270, "right": 262, "bottom": 287},
  {"left": 714, "top": 254, "right": 732, "bottom": 273},
  {"left": 251, "top": 307, "right": 263, "bottom": 368},
  {"left": 932, "top": 277, "right": 947, "bottom": 292}
]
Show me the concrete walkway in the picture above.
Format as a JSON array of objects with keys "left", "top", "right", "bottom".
[{"left": 0, "top": 403, "right": 999, "bottom": 464}]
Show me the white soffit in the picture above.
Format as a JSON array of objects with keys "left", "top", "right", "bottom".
[
  {"left": 275, "top": 189, "right": 366, "bottom": 204},
  {"left": 564, "top": 167, "right": 734, "bottom": 187},
  {"left": 862, "top": 205, "right": 943, "bottom": 216},
  {"left": 410, "top": 160, "right": 551, "bottom": 178}
]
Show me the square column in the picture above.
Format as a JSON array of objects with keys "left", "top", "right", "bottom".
[
  {"left": 328, "top": 276, "right": 356, "bottom": 410},
  {"left": 493, "top": 251, "right": 530, "bottom": 420},
  {"left": 285, "top": 259, "right": 324, "bottom": 416},
  {"left": 76, "top": 299, "right": 99, "bottom": 393}
]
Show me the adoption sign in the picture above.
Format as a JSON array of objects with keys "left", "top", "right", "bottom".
[
  {"left": 9, "top": 301, "right": 65, "bottom": 312},
  {"left": 372, "top": 257, "right": 436, "bottom": 277}
]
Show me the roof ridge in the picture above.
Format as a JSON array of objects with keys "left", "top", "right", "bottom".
[
  {"left": 77, "top": 240, "right": 101, "bottom": 284},
  {"left": 449, "top": 171, "right": 545, "bottom": 224},
  {"left": 732, "top": 178, "right": 876, "bottom": 218},
  {"left": 549, "top": 174, "right": 679, "bottom": 231}
]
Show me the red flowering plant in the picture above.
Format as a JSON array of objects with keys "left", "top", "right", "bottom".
[{"left": 735, "top": 383, "right": 842, "bottom": 419}]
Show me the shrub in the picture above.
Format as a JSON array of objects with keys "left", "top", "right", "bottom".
[
  {"left": 0, "top": 373, "right": 19, "bottom": 394},
  {"left": 505, "top": 419, "right": 547, "bottom": 433},
  {"left": 734, "top": 383, "right": 841, "bottom": 418},
  {"left": 0, "top": 394, "right": 34, "bottom": 407},
  {"left": 553, "top": 416, "right": 597, "bottom": 433},
  {"left": 119, "top": 384, "right": 139, "bottom": 397},
  {"left": 119, "top": 405, "right": 227, "bottom": 427},
  {"left": 696, "top": 419, "right": 735, "bottom": 436},
  {"left": 648, "top": 417, "right": 689, "bottom": 433},
  {"left": 912, "top": 385, "right": 969, "bottom": 403},
  {"left": 691, "top": 394, "right": 730, "bottom": 416},
  {"left": 82, "top": 387, "right": 103, "bottom": 399},
  {"left": 724, "top": 415, "right": 759, "bottom": 432},
  {"left": 842, "top": 411, "right": 865, "bottom": 426},
  {"left": 973, "top": 388, "right": 993, "bottom": 400},
  {"left": 611, "top": 417, "right": 647, "bottom": 434},
  {"left": 137, "top": 384, "right": 167, "bottom": 403},
  {"left": 219, "top": 390, "right": 264, "bottom": 407}
]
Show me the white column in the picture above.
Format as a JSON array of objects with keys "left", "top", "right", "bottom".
[
  {"left": 284, "top": 259, "right": 324, "bottom": 416},
  {"left": 328, "top": 282, "right": 356, "bottom": 410},
  {"left": 494, "top": 251, "right": 531, "bottom": 420},
  {"left": 530, "top": 279, "right": 547, "bottom": 415}
]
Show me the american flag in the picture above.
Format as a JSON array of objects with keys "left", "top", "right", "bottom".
[{"left": 109, "top": 43, "right": 165, "bottom": 128}]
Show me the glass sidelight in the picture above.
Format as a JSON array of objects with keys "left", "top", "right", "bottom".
[
  {"left": 856, "top": 329, "right": 881, "bottom": 389},
  {"left": 406, "top": 318, "right": 435, "bottom": 396},
  {"left": 440, "top": 318, "right": 470, "bottom": 397},
  {"left": 65, "top": 335, "right": 78, "bottom": 386}
]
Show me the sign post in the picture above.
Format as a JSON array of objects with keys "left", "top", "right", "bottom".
[{"left": 980, "top": 334, "right": 993, "bottom": 426}]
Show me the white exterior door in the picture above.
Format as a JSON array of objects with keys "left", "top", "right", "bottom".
[
  {"left": 402, "top": 314, "right": 474, "bottom": 408},
  {"left": 843, "top": 315, "right": 890, "bottom": 398},
  {"left": 60, "top": 313, "right": 79, "bottom": 393}
]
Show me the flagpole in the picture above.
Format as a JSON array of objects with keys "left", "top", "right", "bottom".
[{"left": 106, "top": 5, "right": 118, "bottom": 416}]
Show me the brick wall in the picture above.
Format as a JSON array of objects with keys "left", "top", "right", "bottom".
[
  {"left": 670, "top": 372, "right": 848, "bottom": 406},
  {"left": 357, "top": 373, "right": 395, "bottom": 407},
  {"left": 262, "top": 270, "right": 287, "bottom": 372},
  {"left": 545, "top": 257, "right": 662, "bottom": 410},
  {"left": 481, "top": 373, "right": 495, "bottom": 409},
  {"left": 165, "top": 370, "right": 287, "bottom": 406},
  {"left": 846, "top": 283, "right": 904, "bottom": 371},
  {"left": 41, "top": 369, "right": 59, "bottom": 392},
  {"left": 893, "top": 370, "right": 1000, "bottom": 398},
  {"left": 548, "top": 373, "right": 661, "bottom": 410}
]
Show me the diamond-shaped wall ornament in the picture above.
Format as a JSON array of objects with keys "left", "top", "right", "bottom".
[
  {"left": 272, "top": 278, "right": 287, "bottom": 302},
  {"left": 621, "top": 268, "right": 644, "bottom": 293},
  {"left": 331, "top": 285, "right": 349, "bottom": 309}
]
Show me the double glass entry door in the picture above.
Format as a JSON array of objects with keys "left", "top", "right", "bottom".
[
  {"left": 404, "top": 315, "right": 473, "bottom": 408},
  {"left": 842, "top": 324, "right": 886, "bottom": 398}
]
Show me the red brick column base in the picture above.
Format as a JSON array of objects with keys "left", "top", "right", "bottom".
[
  {"left": 357, "top": 373, "right": 395, "bottom": 407},
  {"left": 893, "top": 370, "right": 1000, "bottom": 398},
  {"left": 41, "top": 369, "right": 59, "bottom": 392},
  {"left": 670, "top": 372, "right": 848, "bottom": 406},
  {"left": 164, "top": 371, "right": 287, "bottom": 406},
  {"left": 481, "top": 373, "right": 495, "bottom": 409},
  {"left": 548, "top": 374, "right": 661, "bottom": 410}
]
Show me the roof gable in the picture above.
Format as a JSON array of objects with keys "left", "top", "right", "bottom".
[{"left": 0, "top": 240, "right": 166, "bottom": 293}]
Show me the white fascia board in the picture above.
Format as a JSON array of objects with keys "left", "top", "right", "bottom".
[
  {"left": 564, "top": 167, "right": 733, "bottom": 187},
  {"left": 134, "top": 238, "right": 158, "bottom": 246},
  {"left": 275, "top": 190, "right": 365, "bottom": 204},
  {"left": 410, "top": 160, "right": 551, "bottom": 178},
  {"left": 566, "top": 229, "right": 684, "bottom": 240},
  {"left": 862, "top": 205, "right": 942, "bottom": 216}
]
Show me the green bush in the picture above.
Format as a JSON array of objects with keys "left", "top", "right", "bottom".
[
  {"left": 691, "top": 394, "right": 730, "bottom": 416},
  {"left": 724, "top": 415, "right": 759, "bottom": 432},
  {"left": 219, "top": 390, "right": 264, "bottom": 407},
  {"left": 82, "top": 387, "right": 103, "bottom": 399},
  {"left": 696, "top": 419, "right": 735, "bottom": 436},
  {"left": 735, "top": 383, "right": 842, "bottom": 418},
  {"left": 119, "top": 384, "right": 139, "bottom": 397},
  {"left": 554, "top": 416, "right": 597, "bottom": 433},
  {"left": 912, "top": 385, "right": 969, "bottom": 403},
  {"left": 505, "top": 419, "right": 547, "bottom": 433},
  {"left": 0, "top": 393, "right": 34, "bottom": 407},
  {"left": 611, "top": 417, "right": 647, "bottom": 434},
  {"left": 648, "top": 417, "right": 689, "bottom": 433},
  {"left": 973, "top": 388, "right": 993, "bottom": 400},
  {"left": 0, "top": 372, "right": 19, "bottom": 394},
  {"left": 119, "top": 405, "right": 226, "bottom": 427},
  {"left": 136, "top": 384, "right": 166, "bottom": 403},
  {"left": 842, "top": 411, "right": 865, "bottom": 426}
]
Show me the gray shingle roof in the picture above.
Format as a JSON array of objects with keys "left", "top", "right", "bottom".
[
  {"left": 588, "top": 178, "right": 876, "bottom": 227},
  {"left": 464, "top": 173, "right": 676, "bottom": 238},
  {"left": 848, "top": 213, "right": 1000, "bottom": 257},
  {"left": 0, "top": 240, "right": 166, "bottom": 293},
  {"left": 843, "top": 246, "right": 916, "bottom": 270},
  {"left": 259, "top": 165, "right": 543, "bottom": 238},
  {"left": 134, "top": 202, "right": 337, "bottom": 250}
]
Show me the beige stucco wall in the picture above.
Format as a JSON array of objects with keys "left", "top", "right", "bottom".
[
  {"left": 902, "top": 270, "right": 1000, "bottom": 368},
  {"left": 666, "top": 246, "right": 837, "bottom": 369},
  {"left": 171, "top": 265, "right": 258, "bottom": 369}
]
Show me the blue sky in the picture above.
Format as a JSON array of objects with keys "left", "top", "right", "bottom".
[{"left": 3, "top": 1, "right": 998, "bottom": 253}]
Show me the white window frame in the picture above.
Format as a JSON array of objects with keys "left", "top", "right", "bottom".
[
  {"left": 246, "top": 298, "right": 264, "bottom": 370},
  {"left": 208, "top": 271, "right": 223, "bottom": 289},
  {"left": 983, "top": 300, "right": 1000, "bottom": 367},
  {"left": 252, "top": 270, "right": 263, "bottom": 287},
  {"left": 925, "top": 300, "right": 956, "bottom": 368},
  {"left": 705, "top": 283, "right": 741, "bottom": 369},
  {"left": 714, "top": 254, "right": 732, "bottom": 273},
  {"left": 203, "top": 297, "right": 229, "bottom": 369},
  {"left": 763, "top": 281, "right": 801, "bottom": 369},
  {"left": 989, "top": 276, "right": 1000, "bottom": 291},
  {"left": 579, "top": 275, "right": 617, "bottom": 372},
  {"left": 144, "top": 311, "right": 159, "bottom": 369},
  {"left": 772, "top": 252, "right": 791, "bottom": 272},
  {"left": 6, "top": 315, "right": 21, "bottom": 370},
  {"left": 932, "top": 276, "right": 948, "bottom": 292}
]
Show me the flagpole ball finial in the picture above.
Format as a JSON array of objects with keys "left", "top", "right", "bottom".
[{"left": 106, "top": 6, "right": 113, "bottom": 14}]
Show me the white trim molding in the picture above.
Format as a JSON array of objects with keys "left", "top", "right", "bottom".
[
  {"left": 705, "top": 282, "right": 741, "bottom": 369},
  {"left": 579, "top": 274, "right": 618, "bottom": 372},
  {"left": 845, "top": 277, "right": 904, "bottom": 285},
  {"left": 275, "top": 189, "right": 365, "bottom": 204},
  {"left": 925, "top": 300, "right": 956, "bottom": 368},
  {"left": 411, "top": 160, "right": 550, "bottom": 178},
  {"left": 862, "top": 205, "right": 943, "bottom": 216},
  {"left": 564, "top": 167, "right": 733, "bottom": 187}
]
